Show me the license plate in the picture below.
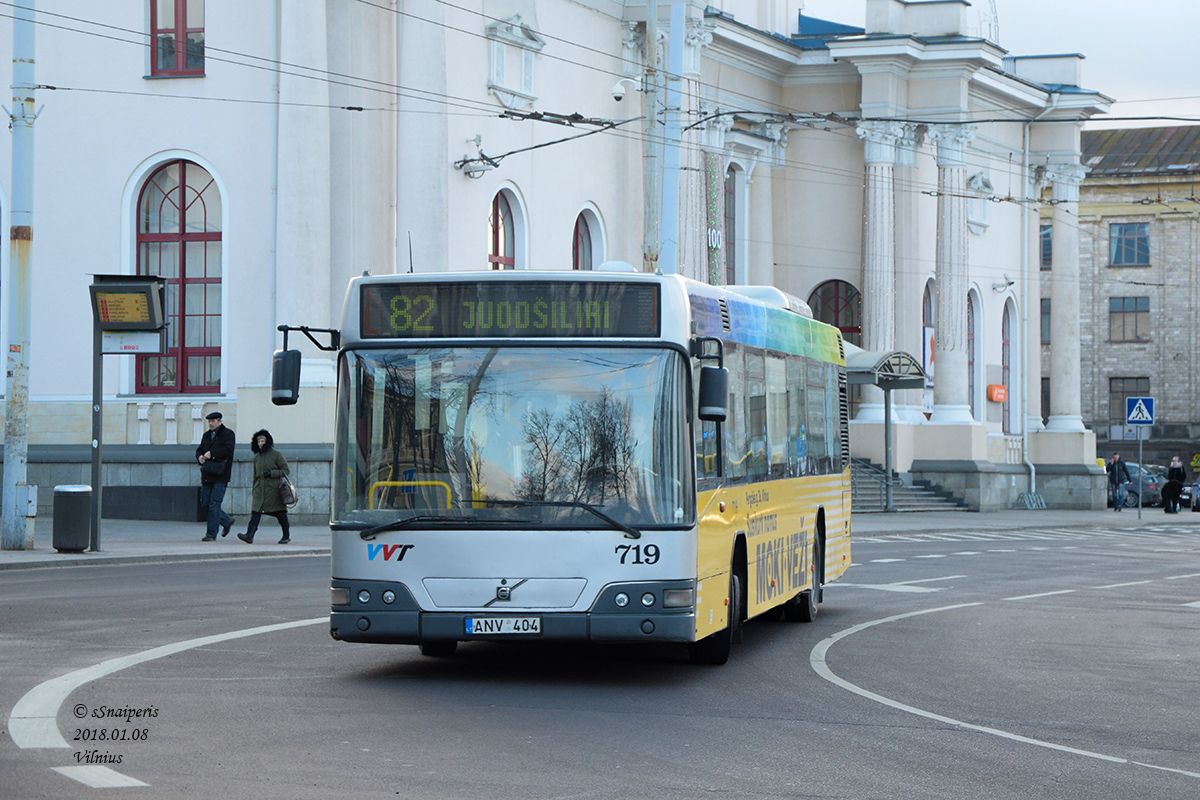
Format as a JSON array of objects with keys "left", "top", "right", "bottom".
[{"left": 465, "top": 617, "right": 541, "bottom": 635}]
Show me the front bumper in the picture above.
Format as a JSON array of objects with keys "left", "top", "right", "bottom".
[{"left": 329, "top": 578, "right": 696, "bottom": 645}]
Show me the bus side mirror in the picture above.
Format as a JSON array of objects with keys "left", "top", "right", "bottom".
[
  {"left": 698, "top": 365, "right": 728, "bottom": 422},
  {"left": 272, "top": 349, "right": 302, "bottom": 406}
]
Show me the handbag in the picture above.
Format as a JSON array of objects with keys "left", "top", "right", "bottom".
[
  {"left": 278, "top": 475, "right": 299, "bottom": 507},
  {"left": 200, "top": 459, "right": 225, "bottom": 478}
]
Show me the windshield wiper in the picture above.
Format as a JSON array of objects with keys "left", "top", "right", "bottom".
[
  {"left": 478, "top": 498, "right": 642, "bottom": 540},
  {"left": 357, "top": 515, "right": 536, "bottom": 541}
]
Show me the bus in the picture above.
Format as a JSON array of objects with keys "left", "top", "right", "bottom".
[{"left": 274, "top": 269, "right": 851, "bottom": 664}]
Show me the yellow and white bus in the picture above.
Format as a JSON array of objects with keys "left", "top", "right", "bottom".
[{"left": 277, "top": 269, "right": 850, "bottom": 664}]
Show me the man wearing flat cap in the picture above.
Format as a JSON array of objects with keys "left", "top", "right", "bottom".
[{"left": 196, "top": 411, "right": 236, "bottom": 541}]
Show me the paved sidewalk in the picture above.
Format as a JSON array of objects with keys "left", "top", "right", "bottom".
[{"left": 1, "top": 507, "right": 1197, "bottom": 570}]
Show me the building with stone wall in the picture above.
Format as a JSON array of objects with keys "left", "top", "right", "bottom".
[
  {"left": 1051, "top": 126, "right": 1200, "bottom": 484},
  {"left": 0, "top": 1, "right": 1114, "bottom": 534}
]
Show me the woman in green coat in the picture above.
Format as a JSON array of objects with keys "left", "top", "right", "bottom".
[{"left": 237, "top": 429, "right": 293, "bottom": 544}]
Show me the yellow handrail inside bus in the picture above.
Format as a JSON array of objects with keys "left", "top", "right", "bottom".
[{"left": 369, "top": 480, "right": 452, "bottom": 510}]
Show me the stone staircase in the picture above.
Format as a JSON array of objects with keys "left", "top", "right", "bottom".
[{"left": 851, "top": 458, "right": 966, "bottom": 513}]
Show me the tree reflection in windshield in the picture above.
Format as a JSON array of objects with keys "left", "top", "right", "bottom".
[{"left": 334, "top": 346, "right": 692, "bottom": 527}]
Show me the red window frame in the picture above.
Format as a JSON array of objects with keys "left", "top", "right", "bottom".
[
  {"left": 807, "top": 280, "right": 862, "bottom": 347},
  {"left": 150, "top": 0, "right": 205, "bottom": 77},
  {"left": 967, "top": 297, "right": 976, "bottom": 420},
  {"left": 1001, "top": 303, "right": 1012, "bottom": 433},
  {"left": 488, "top": 192, "right": 515, "bottom": 269},
  {"left": 572, "top": 213, "right": 592, "bottom": 270},
  {"left": 136, "top": 160, "right": 222, "bottom": 394}
]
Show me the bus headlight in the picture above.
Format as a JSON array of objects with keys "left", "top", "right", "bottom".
[
  {"left": 357, "top": 590, "right": 371, "bottom": 604},
  {"left": 662, "top": 589, "right": 694, "bottom": 608},
  {"left": 382, "top": 590, "right": 396, "bottom": 605},
  {"left": 641, "top": 592, "right": 656, "bottom": 607},
  {"left": 331, "top": 587, "right": 350, "bottom": 606},
  {"left": 614, "top": 592, "right": 629, "bottom": 607}
]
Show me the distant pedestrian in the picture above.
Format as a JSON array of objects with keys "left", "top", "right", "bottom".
[
  {"left": 1107, "top": 452, "right": 1131, "bottom": 511},
  {"left": 197, "top": 411, "right": 236, "bottom": 540},
  {"left": 237, "top": 429, "right": 293, "bottom": 544},
  {"left": 1162, "top": 455, "right": 1187, "bottom": 514}
]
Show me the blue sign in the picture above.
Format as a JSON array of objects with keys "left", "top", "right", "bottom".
[{"left": 1126, "top": 397, "right": 1155, "bottom": 425}]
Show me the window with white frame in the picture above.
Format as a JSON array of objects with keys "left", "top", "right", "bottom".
[
  {"left": 486, "top": 15, "right": 545, "bottom": 109},
  {"left": 967, "top": 172, "right": 993, "bottom": 235}
]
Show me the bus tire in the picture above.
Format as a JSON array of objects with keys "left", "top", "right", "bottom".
[
  {"left": 786, "top": 535, "right": 822, "bottom": 623},
  {"left": 419, "top": 640, "right": 458, "bottom": 658},
  {"left": 688, "top": 572, "right": 741, "bottom": 665}
]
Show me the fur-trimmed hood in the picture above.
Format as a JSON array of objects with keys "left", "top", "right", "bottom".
[{"left": 250, "top": 429, "right": 275, "bottom": 454}]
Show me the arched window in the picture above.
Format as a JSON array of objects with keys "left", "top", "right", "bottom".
[
  {"left": 488, "top": 191, "right": 515, "bottom": 269},
  {"left": 967, "top": 294, "right": 977, "bottom": 421},
  {"left": 724, "top": 166, "right": 737, "bottom": 285},
  {"left": 572, "top": 212, "right": 593, "bottom": 270},
  {"left": 922, "top": 280, "right": 935, "bottom": 329},
  {"left": 136, "top": 159, "right": 222, "bottom": 394},
  {"left": 1002, "top": 302, "right": 1013, "bottom": 433},
  {"left": 807, "top": 280, "right": 861, "bottom": 347}
]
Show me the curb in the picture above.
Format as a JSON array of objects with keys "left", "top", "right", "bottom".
[{"left": 0, "top": 548, "right": 330, "bottom": 571}]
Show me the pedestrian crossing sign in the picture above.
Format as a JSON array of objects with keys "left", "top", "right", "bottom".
[{"left": 1126, "top": 397, "right": 1155, "bottom": 425}]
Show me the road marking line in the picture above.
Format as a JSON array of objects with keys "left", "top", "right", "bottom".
[
  {"left": 870, "top": 558, "right": 905, "bottom": 563},
  {"left": 953, "top": 552, "right": 982, "bottom": 555},
  {"left": 810, "top": 604, "right": 1126, "bottom": 764},
  {"left": 835, "top": 576, "right": 963, "bottom": 594},
  {"left": 8, "top": 616, "right": 326, "bottom": 750},
  {"left": 1132, "top": 761, "right": 1200, "bottom": 779},
  {"left": 1183, "top": 601, "right": 1200, "bottom": 609},
  {"left": 51, "top": 766, "right": 149, "bottom": 788},
  {"left": 1004, "top": 590, "right": 1076, "bottom": 601},
  {"left": 1166, "top": 573, "right": 1200, "bottom": 580},
  {"left": 1094, "top": 580, "right": 1153, "bottom": 589},
  {"left": 913, "top": 554, "right": 947, "bottom": 559}
]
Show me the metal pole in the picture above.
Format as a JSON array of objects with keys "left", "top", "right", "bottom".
[
  {"left": 642, "top": 0, "right": 659, "bottom": 273},
  {"left": 884, "top": 388, "right": 894, "bottom": 511},
  {"left": 2, "top": 0, "right": 35, "bottom": 551},
  {"left": 1137, "top": 427, "right": 1143, "bottom": 521},
  {"left": 658, "top": 3, "right": 684, "bottom": 275},
  {"left": 90, "top": 324, "right": 102, "bottom": 551}
]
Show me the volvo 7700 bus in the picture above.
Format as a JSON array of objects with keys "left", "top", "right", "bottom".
[{"left": 275, "top": 270, "right": 850, "bottom": 664}]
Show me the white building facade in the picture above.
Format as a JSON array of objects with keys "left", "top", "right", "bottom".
[{"left": 0, "top": 0, "right": 1110, "bottom": 524}]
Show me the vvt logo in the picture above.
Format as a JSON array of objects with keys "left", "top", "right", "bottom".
[{"left": 367, "top": 543, "right": 414, "bottom": 561}]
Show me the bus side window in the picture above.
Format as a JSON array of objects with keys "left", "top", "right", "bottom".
[
  {"left": 693, "top": 361, "right": 719, "bottom": 479},
  {"left": 766, "top": 354, "right": 787, "bottom": 480},
  {"left": 788, "top": 356, "right": 807, "bottom": 477},
  {"left": 745, "top": 350, "right": 766, "bottom": 482},
  {"left": 724, "top": 344, "right": 747, "bottom": 483},
  {"left": 807, "top": 360, "right": 827, "bottom": 476}
]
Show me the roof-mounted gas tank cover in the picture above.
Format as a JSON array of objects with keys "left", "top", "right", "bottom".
[{"left": 724, "top": 285, "right": 813, "bottom": 318}]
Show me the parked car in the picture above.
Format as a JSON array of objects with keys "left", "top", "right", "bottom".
[{"left": 1123, "top": 462, "right": 1164, "bottom": 508}]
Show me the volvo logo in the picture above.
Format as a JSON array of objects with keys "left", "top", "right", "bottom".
[{"left": 485, "top": 578, "right": 527, "bottom": 607}]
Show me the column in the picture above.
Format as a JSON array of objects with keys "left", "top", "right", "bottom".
[
  {"left": 276, "top": 0, "right": 334, "bottom": 383},
  {"left": 1025, "top": 172, "right": 1047, "bottom": 434},
  {"left": 893, "top": 123, "right": 926, "bottom": 422},
  {"left": 928, "top": 124, "right": 976, "bottom": 424},
  {"left": 855, "top": 122, "right": 904, "bottom": 422},
  {"left": 1044, "top": 164, "right": 1086, "bottom": 432}
]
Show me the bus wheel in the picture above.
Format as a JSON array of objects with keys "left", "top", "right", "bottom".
[
  {"left": 419, "top": 640, "right": 458, "bottom": 658},
  {"left": 688, "top": 572, "right": 741, "bottom": 665},
  {"left": 786, "top": 536, "right": 822, "bottom": 623}
]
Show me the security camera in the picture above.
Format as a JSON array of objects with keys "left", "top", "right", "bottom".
[{"left": 611, "top": 81, "right": 626, "bottom": 102}]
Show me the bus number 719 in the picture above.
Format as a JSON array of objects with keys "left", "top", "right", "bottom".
[{"left": 615, "top": 544, "right": 660, "bottom": 565}]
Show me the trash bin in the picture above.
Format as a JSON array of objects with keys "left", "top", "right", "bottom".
[{"left": 53, "top": 485, "right": 91, "bottom": 553}]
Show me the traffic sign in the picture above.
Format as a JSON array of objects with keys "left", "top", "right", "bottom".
[{"left": 1126, "top": 397, "right": 1155, "bottom": 425}]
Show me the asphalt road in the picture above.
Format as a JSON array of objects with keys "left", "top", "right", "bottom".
[{"left": 3, "top": 523, "right": 1199, "bottom": 799}]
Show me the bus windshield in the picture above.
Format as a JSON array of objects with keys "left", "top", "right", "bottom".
[{"left": 333, "top": 346, "right": 693, "bottom": 528}]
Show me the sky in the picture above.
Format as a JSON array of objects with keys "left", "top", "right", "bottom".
[{"left": 800, "top": 0, "right": 1200, "bottom": 128}]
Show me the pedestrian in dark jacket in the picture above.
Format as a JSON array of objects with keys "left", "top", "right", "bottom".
[
  {"left": 1162, "top": 456, "right": 1187, "bottom": 513},
  {"left": 1107, "top": 452, "right": 1131, "bottom": 511},
  {"left": 237, "top": 429, "right": 293, "bottom": 544},
  {"left": 197, "top": 411, "right": 236, "bottom": 540}
]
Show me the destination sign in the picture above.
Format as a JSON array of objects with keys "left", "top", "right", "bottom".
[{"left": 360, "top": 281, "right": 661, "bottom": 339}]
